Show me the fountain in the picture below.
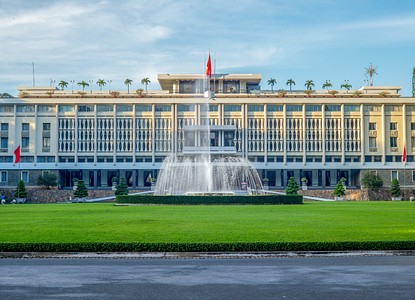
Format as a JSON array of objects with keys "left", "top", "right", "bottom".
[{"left": 154, "top": 77, "right": 264, "bottom": 196}]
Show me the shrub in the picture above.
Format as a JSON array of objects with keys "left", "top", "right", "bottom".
[
  {"left": 115, "top": 178, "right": 129, "bottom": 196},
  {"left": 116, "top": 194, "right": 303, "bottom": 205},
  {"left": 390, "top": 178, "right": 401, "bottom": 197},
  {"left": 361, "top": 171, "right": 383, "bottom": 190},
  {"left": 37, "top": 173, "right": 57, "bottom": 190},
  {"left": 74, "top": 180, "right": 88, "bottom": 198},
  {"left": 333, "top": 179, "right": 346, "bottom": 197},
  {"left": 285, "top": 177, "right": 299, "bottom": 195},
  {"left": 14, "top": 180, "right": 27, "bottom": 198}
]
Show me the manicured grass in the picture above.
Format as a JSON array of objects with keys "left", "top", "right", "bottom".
[{"left": 0, "top": 201, "right": 414, "bottom": 244}]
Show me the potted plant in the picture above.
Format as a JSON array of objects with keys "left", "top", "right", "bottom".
[
  {"left": 72, "top": 177, "right": 79, "bottom": 191},
  {"left": 333, "top": 179, "right": 346, "bottom": 200},
  {"left": 111, "top": 177, "right": 118, "bottom": 191},
  {"left": 285, "top": 177, "right": 299, "bottom": 195},
  {"left": 390, "top": 178, "right": 402, "bottom": 201},
  {"left": 150, "top": 177, "right": 157, "bottom": 191},
  {"left": 301, "top": 177, "right": 308, "bottom": 190},
  {"left": 262, "top": 178, "right": 269, "bottom": 190}
]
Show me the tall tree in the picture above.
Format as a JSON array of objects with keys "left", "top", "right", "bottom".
[
  {"left": 74, "top": 179, "right": 88, "bottom": 198},
  {"left": 141, "top": 77, "right": 151, "bottom": 93},
  {"left": 340, "top": 80, "right": 352, "bottom": 93},
  {"left": 37, "top": 173, "right": 58, "bottom": 190},
  {"left": 285, "top": 177, "right": 299, "bottom": 195},
  {"left": 77, "top": 81, "right": 89, "bottom": 91},
  {"left": 124, "top": 79, "right": 133, "bottom": 94},
  {"left": 322, "top": 80, "right": 332, "bottom": 91},
  {"left": 96, "top": 79, "right": 106, "bottom": 91},
  {"left": 15, "top": 180, "right": 28, "bottom": 198},
  {"left": 286, "top": 79, "right": 296, "bottom": 92},
  {"left": 58, "top": 80, "right": 68, "bottom": 91},
  {"left": 304, "top": 80, "right": 315, "bottom": 91},
  {"left": 115, "top": 178, "right": 129, "bottom": 196},
  {"left": 267, "top": 78, "right": 277, "bottom": 93}
]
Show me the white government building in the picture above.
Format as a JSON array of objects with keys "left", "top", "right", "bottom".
[{"left": 0, "top": 73, "right": 413, "bottom": 189}]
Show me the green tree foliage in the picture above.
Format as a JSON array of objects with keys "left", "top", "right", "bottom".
[
  {"left": 1, "top": 92, "right": 13, "bottom": 98},
  {"left": 361, "top": 171, "right": 383, "bottom": 190},
  {"left": 14, "top": 180, "right": 27, "bottom": 198},
  {"left": 74, "top": 179, "right": 88, "bottom": 198},
  {"left": 77, "top": 81, "right": 89, "bottom": 91},
  {"left": 286, "top": 79, "right": 295, "bottom": 92},
  {"left": 96, "top": 79, "right": 106, "bottom": 90},
  {"left": 285, "top": 177, "right": 299, "bottom": 195},
  {"left": 58, "top": 80, "right": 68, "bottom": 91},
  {"left": 267, "top": 78, "right": 277, "bottom": 92},
  {"left": 304, "top": 79, "right": 315, "bottom": 90},
  {"left": 333, "top": 179, "right": 346, "bottom": 197},
  {"left": 390, "top": 178, "right": 402, "bottom": 197},
  {"left": 37, "top": 173, "right": 58, "bottom": 190},
  {"left": 115, "top": 178, "right": 129, "bottom": 196},
  {"left": 141, "top": 77, "right": 151, "bottom": 93},
  {"left": 124, "top": 79, "right": 133, "bottom": 93}
]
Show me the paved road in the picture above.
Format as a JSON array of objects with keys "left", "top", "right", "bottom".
[{"left": 1, "top": 255, "right": 414, "bottom": 299}]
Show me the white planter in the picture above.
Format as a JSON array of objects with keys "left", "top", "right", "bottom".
[
  {"left": 302, "top": 183, "right": 307, "bottom": 190},
  {"left": 334, "top": 196, "right": 344, "bottom": 201},
  {"left": 391, "top": 197, "right": 402, "bottom": 201},
  {"left": 263, "top": 183, "right": 269, "bottom": 190}
]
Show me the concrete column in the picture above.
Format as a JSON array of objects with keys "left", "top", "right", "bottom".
[
  {"left": 282, "top": 169, "right": 288, "bottom": 187},
  {"left": 132, "top": 169, "right": 137, "bottom": 189},
  {"left": 93, "top": 170, "right": 98, "bottom": 188},
  {"left": 322, "top": 170, "right": 326, "bottom": 188}
]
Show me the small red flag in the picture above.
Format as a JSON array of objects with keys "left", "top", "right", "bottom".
[
  {"left": 206, "top": 54, "right": 212, "bottom": 77},
  {"left": 402, "top": 144, "right": 407, "bottom": 163},
  {"left": 14, "top": 145, "right": 21, "bottom": 164}
]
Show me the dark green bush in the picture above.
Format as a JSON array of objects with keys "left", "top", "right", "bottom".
[
  {"left": 0, "top": 241, "right": 414, "bottom": 253},
  {"left": 116, "top": 194, "right": 303, "bottom": 205}
]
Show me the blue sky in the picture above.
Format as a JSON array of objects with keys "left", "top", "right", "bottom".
[{"left": 1, "top": 0, "right": 415, "bottom": 96}]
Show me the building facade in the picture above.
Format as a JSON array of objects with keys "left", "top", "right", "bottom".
[{"left": 0, "top": 73, "right": 413, "bottom": 189}]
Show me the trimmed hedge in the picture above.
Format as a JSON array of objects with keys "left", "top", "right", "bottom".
[
  {"left": 116, "top": 194, "right": 303, "bottom": 205},
  {"left": 0, "top": 241, "right": 414, "bottom": 252}
]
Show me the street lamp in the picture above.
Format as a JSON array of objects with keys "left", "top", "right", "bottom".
[
  {"left": 50, "top": 79, "right": 56, "bottom": 87},
  {"left": 70, "top": 80, "right": 75, "bottom": 93},
  {"left": 89, "top": 80, "right": 94, "bottom": 94},
  {"left": 107, "top": 80, "right": 112, "bottom": 93}
]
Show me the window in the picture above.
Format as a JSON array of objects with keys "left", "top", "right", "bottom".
[
  {"left": 16, "top": 105, "right": 35, "bottom": 112},
  {"left": 38, "top": 105, "right": 55, "bottom": 112},
  {"left": 22, "top": 137, "right": 29, "bottom": 148},
  {"left": 248, "top": 105, "right": 264, "bottom": 112},
  {"left": 97, "top": 105, "right": 114, "bottom": 112},
  {"left": 0, "top": 171, "right": 7, "bottom": 182},
  {"left": 209, "top": 105, "right": 218, "bottom": 112},
  {"left": 344, "top": 105, "right": 360, "bottom": 112},
  {"left": 21, "top": 171, "right": 29, "bottom": 182},
  {"left": 1, "top": 123, "right": 8, "bottom": 131},
  {"left": 390, "top": 122, "right": 397, "bottom": 130},
  {"left": 286, "top": 105, "right": 302, "bottom": 112},
  {"left": 78, "top": 105, "right": 94, "bottom": 112},
  {"left": 267, "top": 105, "right": 283, "bottom": 112},
  {"left": 43, "top": 123, "right": 51, "bottom": 131},
  {"left": 306, "top": 105, "right": 321, "bottom": 112},
  {"left": 325, "top": 105, "right": 341, "bottom": 112},
  {"left": 224, "top": 105, "right": 241, "bottom": 112},
  {"left": 178, "top": 104, "right": 195, "bottom": 112},
  {"left": 0, "top": 105, "right": 13, "bottom": 113},
  {"left": 364, "top": 105, "right": 381, "bottom": 112},
  {"left": 154, "top": 105, "right": 171, "bottom": 112},
  {"left": 58, "top": 105, "right": 74, "bottom": 112},
  {"left": 369, "top": 137, "right": 376, "bottom": 148},
  {"left": 412, "top": 171, "right": 415, "bottom": 182},
  {"left": 117, "top": 105, "right": 133, "bottom": 112},
  {"left": 391, "top": 170, "right": 398, "bottom": 181},
  {"left": 224, "top": 131, "right": 234, "bottom": 147},
  {"left": 42, "top": 137, "right": 50, "bottom": 151},
  {"left": 1, "top": 137, "right": 7, "bottom": 149},
  {"left": 136, "top": 105, "right": 152, "bottom": 112},
  {"left": 369, "top": 122, "right": 376, "bottom": 130},
  {"left": 385, "top": 105, "right": 401, "bottom": 112},
  {"left": 411, "top": 123, "right": 415, "bottom": 131},
  {"left": 22, "top": 123, "right": 29, "bottom": 131},
  {"left": 390, "top": 137, "right": 397, "bottom": 148}
]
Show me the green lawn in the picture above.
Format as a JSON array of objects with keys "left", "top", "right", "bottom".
[{"left": 0, "top": 202, "right": 414, "bottom": 244}]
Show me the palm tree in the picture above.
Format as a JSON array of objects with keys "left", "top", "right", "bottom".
[
  {"left": 322, "top": 80, "right": 332, "bottom": 92},
  {"left": 124, "top": 79, "right": 133, "bottom": 94},
  {"left": 304, "top": 80, "right": 315, "bottom": 91},
  {"left": 340, "top": 80, "right": 352, "bottom": 93},
  {"left": 267, "top": 78, "right": 277, "bottom": 93},
  {"left": 77, "top": 81, "right": 89, "bottom": 91},
  {"left": 286, "top": 79, "right": 296, "bottom": 92},
  {"left": 96, "top": 79, "right": 106, "bottom": 91},
  {"left": 58, "top": 80, "right": 68, "bottom": 91},
  {"left": 365, "top": 63, "right": 377, "bottom": 86},
  {"left": 141, "top": 77, "right": 151, "bottom": 93}
]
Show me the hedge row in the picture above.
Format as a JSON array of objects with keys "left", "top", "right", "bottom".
[
  {"left": 116, "top": 194, "right": 303, "bottom": 205},
  {"left": 0, "top": 241, "right": 414, "bottom": 252}
]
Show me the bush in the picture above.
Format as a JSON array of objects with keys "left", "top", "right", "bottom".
[
  {"left": 390, "top": 178, "right": 401, "bottom": 197},
  {"left": 0, "top": 241, "right": 414, "bottom": 253},
  {"left": 37, "top": 173, "right": 58, "bottom": 190},
  {"left": 333, "top": 179, "right": 346, "bottom": 197},
  {"left": 74, "top": 180, "right": 88, "bottom": 198},
  {"left": 115, "top": 178, "right": 129, "bottom": 196},
  {"left": 361, "top": 171, "right": 383, "bottom": 190},
  {"left": 116, "top": 194, "right": 303, "bottom": 205},
  {"left": 14, "top": 180, "right": 27, "bottom": 198},
  {"left": 286, "top": 177, "right": 299, "bottom": 195}
]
